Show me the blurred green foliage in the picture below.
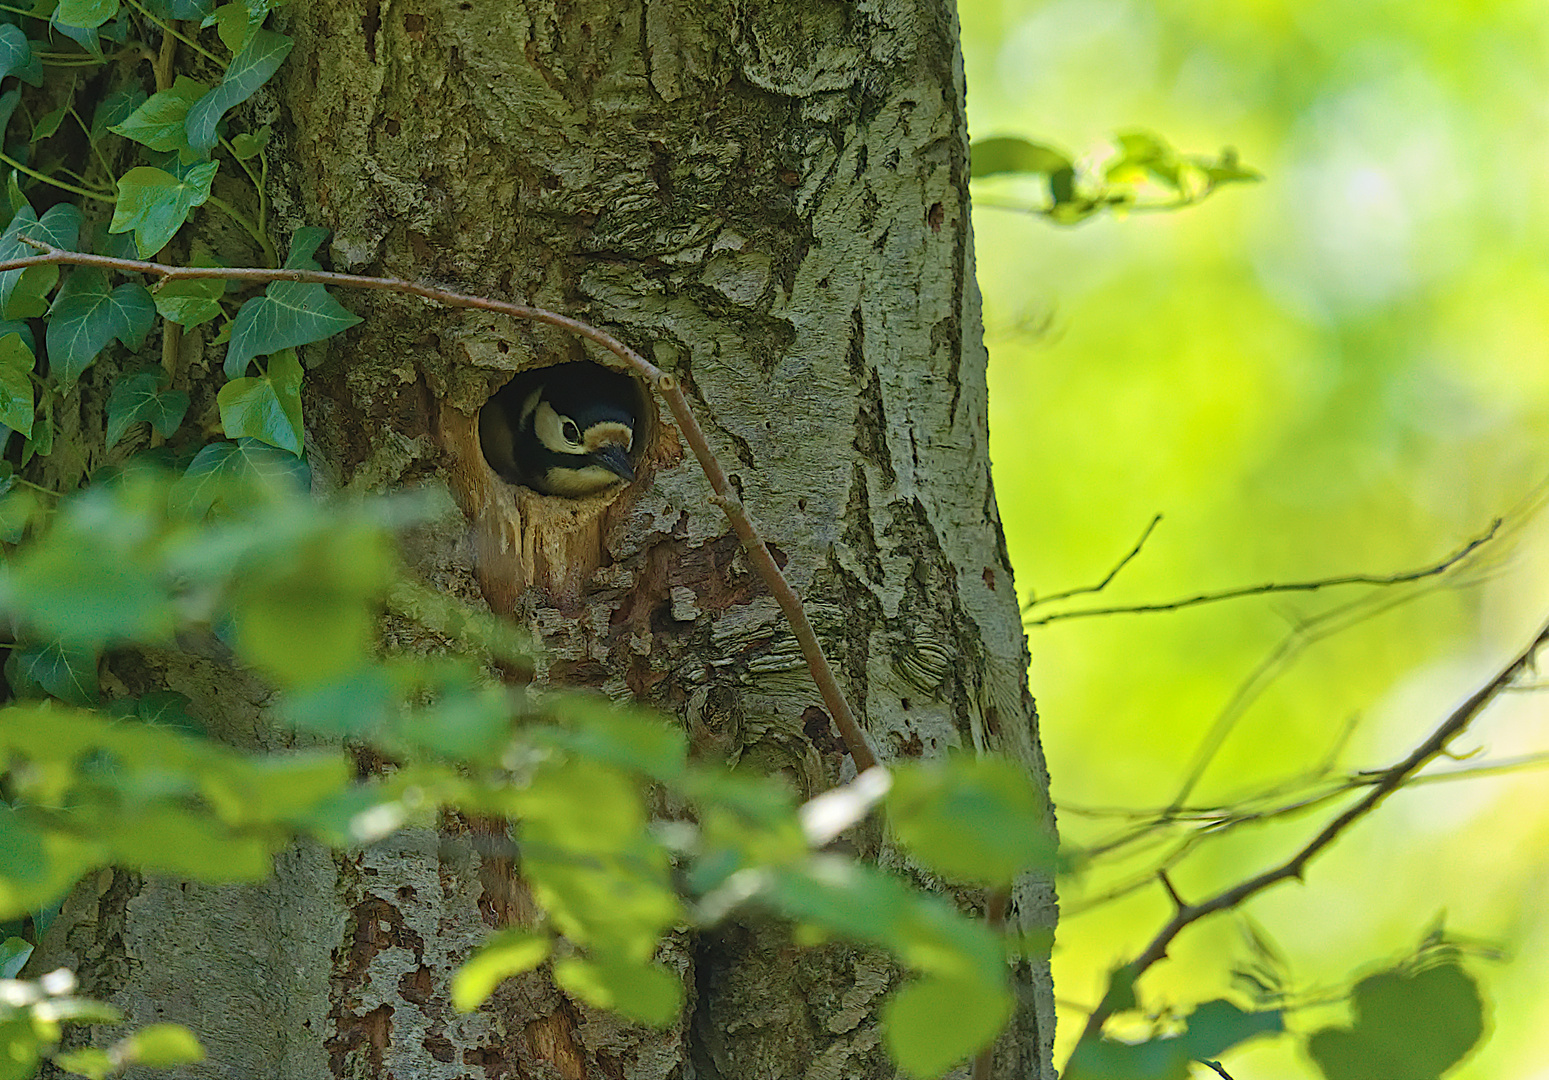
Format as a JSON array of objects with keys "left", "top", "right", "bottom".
[
  {"left": 0, "top": 467, "right": 1060, "bottom": 1080},
  {"left": 960, "top": 0, "right": 1549, "bottom": 1076}
]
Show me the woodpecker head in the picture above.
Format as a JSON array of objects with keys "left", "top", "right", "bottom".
[{"left": 480, "top": 362, "right": 642, "bottom": 497}]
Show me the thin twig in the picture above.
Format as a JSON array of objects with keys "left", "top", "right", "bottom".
[
  {"left": 1026, "top": 520, "right": 1499, "bottom": 626},
  {"left": 3, "top": 242, "right": 879, "bottom": 773},
  {"left": 1070, "top": 613, "right": 1549, "bottom": 1052},
  {"left": 1023, "top": 514, "right": 1161, "bottom": 610}
]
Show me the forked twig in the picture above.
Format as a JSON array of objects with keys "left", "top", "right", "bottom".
[{"left": 1070, "top": 613, "right": 1549, "bottom": 1052}]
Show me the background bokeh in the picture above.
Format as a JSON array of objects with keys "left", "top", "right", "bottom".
[{"left": 957, "top": 0, "right": 1549, "bottom": 1076}]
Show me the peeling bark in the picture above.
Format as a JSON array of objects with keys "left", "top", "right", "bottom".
[{"left": 39, "top": 1, "right": 1057, "bottom": 1077}]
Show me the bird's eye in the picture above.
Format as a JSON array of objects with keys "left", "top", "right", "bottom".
[{"left": 561, "top": 419, "right": 581, "bottom": 445}]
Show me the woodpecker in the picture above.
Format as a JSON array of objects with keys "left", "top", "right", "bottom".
[{"left": 480, "top": 362, "right": 641, "bottom": 496}]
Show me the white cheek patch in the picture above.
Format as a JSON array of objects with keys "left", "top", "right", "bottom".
[
  {"left": 533, "top": 401, "right": 581, "bottom": 453},
  {"left": 583, "top": 421, "right": 633, "bottom": 453},
  {"left": 542, "top": 465, "right": 627, "bottom": 496}
]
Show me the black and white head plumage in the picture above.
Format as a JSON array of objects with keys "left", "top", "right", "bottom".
[{"left": 480, "top": 362, "right": 642, "bottom": 497}]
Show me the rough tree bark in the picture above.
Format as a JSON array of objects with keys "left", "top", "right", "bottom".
[{"left": 40, "top": 2, "right": 1057, "bottom": 1078}]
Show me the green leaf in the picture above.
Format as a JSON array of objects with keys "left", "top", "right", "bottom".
[
  {"left": 210, "top": 0, "right": 262, "bottom": 54},
  {"left": 172, "top": 438, "right": 310, "bottom": 516},
  {"left": 1179, "top": 1000, "right": 1282, "bottom": 1061},
  {"left": 46, "top": 268, "right": 156, "bottom": 384},
  {"left": 537, "top": 694, "right": 687, "bottom": 782},
  {"left": 0, "top": 26, "right": 43, "bottom": 87},
  {"left": 224, "top": 516, "right": 395, "bottom": 688},
  {"left": 218, "top": 347, "right": 304, "bottom": 453},
  {"left": 7, "top": 640, "right": 100, "bottom": 704},
  {"left": 224, "top": 281, "right": 361, "bottom": 378},
  {"left": 185, "top": 29, "right": 293, "bottom": 152},
  {"left": 0, "top": 805, "right": 47, "bottom": 886},
  {"left": 152, "top": 263, "right": 225, "bottom": 328},
  {"left": 277, "top": 665, "right": 394, "bottom": 738},
  {"left": 884, "top": 975, "right": 1013, "bottom": 1078},
  {"left": 552, "top": 954, "right": 683, "bottom": 1027},
  {"left": 49, "top": 13, "right": 102, "bottom": 59},
  {"left": 398, "top": 685, "right": 511, "bottom": 761},
  {"left": 452, "top": 929, "right": 551, "bottom": 1011},
  {"left": 103, "top": 806, "right": 275, "bottom": 878},
  {"left": 887, "top": 756, "right": 1054, "bottom": 887},
  {"left": 230, "top": 125, "right": 271, "bottom": 160},
  {"left": 119, "top": 1024, "right": 204, "bottom": 1067},
  {"left": 0, "top": 936, "right": 33, "bottom": 979},
  {"left": 106, "top": 368, "right": 189, "bottom": 447},
  {"left": 109, "top": 76, "right": 208, "bottom": 156},
  {"left": 971, "top": 136, "right": 1073, "bottom": 180},
  {"left": 52, "top": 1048, "right": 113, "bottom": 1080},
  {"left": 30, "top": 106, "right": 66, "bottom": 143},
  {"left": 0, "top": 1019, "right": 44, "bottom": 1080},
  {"left": 285, "top": 225, "right": 330, "bottom": 270},
  {"left": 0, "top": 203, "right": 82, "bottom": 320},
  {"left": 89, "top": 86, "right": 147, "bottom": 143},
  {"left": 0, "top": 332, "right": 34, "bottom": 438},
  {"left": 137, "top": 691, "right": 204, "bottom": 736},
  {"left": 110, "top": 162, "right": 219, "bottom": 257},
  {"left": 1308, "top": 962, "right": 1485, "bottom": 1080},
  {"left": 55, "top": 0, "right": 118, "bottom": 30}
]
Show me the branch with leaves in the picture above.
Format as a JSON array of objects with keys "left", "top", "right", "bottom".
[{"left": 1064, "top": 613, "right": 1549, "bottom": 1071}]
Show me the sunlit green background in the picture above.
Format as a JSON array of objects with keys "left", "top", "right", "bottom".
[{"left": 958, "top": 0, "right": 1549, "bottom": 1076}]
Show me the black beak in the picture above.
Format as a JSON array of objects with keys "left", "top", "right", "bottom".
[{"left": 591, "top": 443, "right": 635, "bottom": 482}]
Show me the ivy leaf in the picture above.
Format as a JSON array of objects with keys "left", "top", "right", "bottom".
[
  {"left": 89, "top": 86, "right": 147, "bottom": 143},
  {"left": 110, "top": 161, "right": 219, "bottom": 257},
  {"left": 230, "top": 125, "right": 270, "bottom": 159},
  {"left": 6, "top": 639, "right": 100, "bottom": 705},
  {"left": 285, "top": 226, "right": 330, "bottom": 270},
  {"left": 106, "top": 368, "right": 190, "bottom": 447},
  {"left": 110, "top": 76, "right": 209, "bottom": 157},
  {"left": 49, "top": 12, "right": 103, "bottom": 58},
  {"left": 0, "top": 332, "right": 34, "bottom": 438},
  {"left": 209, "top": 0, "right": 264, "bottom": 54},
  {"left": 224, "top": 282, "right": 360, "bottom": 378},
  {"left": 173, "top": 438, "right": 310, "bottom": 517},
  {"left": 217, "top": 348, "right": 304, "bottom": 454},
  {"left": 31, "top": 106, "right": 67, "bottom": 143},
  {"left": 0, "top": 26, "right": 43, "bottom": 87},
  {"left": 46, "top": 267, "right": 156, "bottom": 384},
  {"left": 153, "top": 275, "right": 225, "bottom": 328},
  {"left": 185, "top": 29, "right": 293, "bottom": 153},
  {"left": 55, "top": 0, "right": 118, "bottom": 29},
  {"left": 0, "top": 202, "right": 83, "bottom": 320}
]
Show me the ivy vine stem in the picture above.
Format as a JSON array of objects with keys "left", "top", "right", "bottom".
[
  {"left": 0, "top": 154, "right": 114, "bottom": 202},
  {"left": 201, "top": 194, "right": 277, "bottom": 265},
  {"left": 2, "top": 239, "right": 880, "bottom": 774},
  {"left": 123, "top": 0, "right": 223, "bottom": 65}
]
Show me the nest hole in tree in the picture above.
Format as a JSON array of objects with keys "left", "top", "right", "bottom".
[{"left": 439, "top": 356, "right": 661, "bottom": 613}]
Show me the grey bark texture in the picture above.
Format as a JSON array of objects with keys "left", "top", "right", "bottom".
[{"left": 39, "top": 1, "right": 1058, "bottom": 1078}]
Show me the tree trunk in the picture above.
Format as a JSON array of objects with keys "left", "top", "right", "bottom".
[{"left": 40, "top": 1, "right": 1057, "bottom": 1077}]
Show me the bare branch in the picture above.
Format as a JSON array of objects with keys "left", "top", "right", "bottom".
[
  {"left": 1070, "top": 613, "right": 1549, "bottom": 1051},
  {"left": 1025, "top": 519, "right": 1499, "bottom": 627},
  {"left": 1023, "top": 514, "right": 1161, "bottom": 610},
  {"left": 3, "top": 243, "right": 879, "bottom": 772}
]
